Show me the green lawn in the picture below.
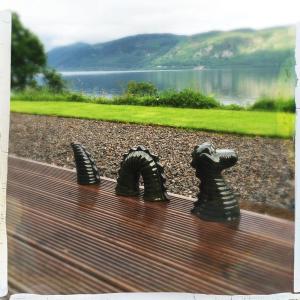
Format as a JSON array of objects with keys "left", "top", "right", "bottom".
[{"left": 11, "top": 101, "right": 295, "bottom": 138}]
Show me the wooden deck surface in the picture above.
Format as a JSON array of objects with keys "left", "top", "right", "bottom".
[{"left": 6, "top": 156, "right": 294, "bottom": 294}]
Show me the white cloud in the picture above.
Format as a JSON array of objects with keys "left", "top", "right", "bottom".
[{"left": 0, "top": 0, "right": 299, "bottom": 50}]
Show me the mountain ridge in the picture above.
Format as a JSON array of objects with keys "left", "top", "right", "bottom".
[{"left": 47, "top": 26, "right": 295, "bottom": 71}]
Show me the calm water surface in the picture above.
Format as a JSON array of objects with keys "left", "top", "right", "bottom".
[{"left": 61, "top": 68, "right": 295, "bottom": 105}]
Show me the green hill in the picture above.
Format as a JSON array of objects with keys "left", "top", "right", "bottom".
[{"left": 47, "top": 26, "right": 295, "bottom": 71}]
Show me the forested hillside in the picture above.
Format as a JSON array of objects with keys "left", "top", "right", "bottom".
[{"left": 48, "top": 26, "right": 295, "bottom": 70}]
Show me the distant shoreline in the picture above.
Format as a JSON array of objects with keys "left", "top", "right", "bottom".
[
  {"left": 60, "top": 68, "right": 189, "bottom": 76},
  {"left": 59, "top": 65, "right": 282, "bottom": 76}
]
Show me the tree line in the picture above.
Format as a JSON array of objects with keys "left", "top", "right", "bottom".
[{"left": 11, "top": 12, "right": 65, "bottom": 92}]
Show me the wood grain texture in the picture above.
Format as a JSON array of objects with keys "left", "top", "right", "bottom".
[{"left": 7, "top": 156, "right": 294, "bottom": 295}]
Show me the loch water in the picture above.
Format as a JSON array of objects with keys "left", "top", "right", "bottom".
[{"left": 61, "top": 67, "right": 295, "bottom": 105}]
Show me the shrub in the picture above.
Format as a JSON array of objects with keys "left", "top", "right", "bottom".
[
  {"left": 275, "top": 98, "right": 295, "bottom": 112},
  {"left": 126, "top": 81, "right": 158, "bottom": 96},
  {"left": 112, "top": 88, "right": 220, "bottom": 109},
  {"left": 251, "top": 97, "right": 295, "bottom": 112},
  {"left": 66, "top": 93, "right": 87, "bottom": 102},
  {"left": 43, "top": 68, "right": 66, "bottom": 93},
  {"left": 113, "top": 94, "right": 151, "bottom": 105},
  {"left": 157, "top": 88, "right": 220, "bottom": 108},
  {"left": 220, "top": 103, "right": 244, "bottom": 110},
  {"left": 251, "top": 98, "right": 276, "bottom": 111}
]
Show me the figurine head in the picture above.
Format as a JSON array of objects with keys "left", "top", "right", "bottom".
[{"left": 191, "top": 142, "right": 237, "bottom": 173}]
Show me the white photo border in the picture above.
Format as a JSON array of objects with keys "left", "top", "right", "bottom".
[
  {"left": 0, "top": 9, "right": 11, "bottom": 298},
  {"left": 8, "top": 292, "right": 300, "bottom": 300},
  {"left": 294, "top": 22, "right": 300, "bottom": 293}
]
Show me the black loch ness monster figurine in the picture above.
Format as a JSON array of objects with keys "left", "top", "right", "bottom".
[
  {"left": 71, "top": 142, "right": 101, "bottom": 185},
  {"left": 116, "top": 146, "right": 169, "bottom": 202},
  {"left": 191, "top": 142, "right": 240, "bottom": 222}
]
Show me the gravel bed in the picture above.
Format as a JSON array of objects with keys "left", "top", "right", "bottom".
[{"left": 9, "top": 113, "right": 295, "bottom": 215}]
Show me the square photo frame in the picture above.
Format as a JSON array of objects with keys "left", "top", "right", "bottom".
[{"left": 0, "top": 6, "right": 299, "bottom": 300}]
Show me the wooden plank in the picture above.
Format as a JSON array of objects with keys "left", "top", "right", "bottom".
[
  {"left": 8, "top": 237, "right": 120, "bottom": 294},
  {"left": 7, "top": 156, "right": 294, "bottom": 294},
  {"left": 0, "top": 10, "right": 11, "bottom": 297}
]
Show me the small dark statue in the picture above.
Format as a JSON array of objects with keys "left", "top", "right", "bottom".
[
  {"left": 191, "top": 142, "right": 240, "bottom": 222},
  {"left": 116, "top": 146, "right": 169, "bottom": 202},
  {"left": 71, "top": 142, "right": 100, "bottom": 185}
]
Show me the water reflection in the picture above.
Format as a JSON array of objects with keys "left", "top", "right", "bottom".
[{"left": 62, "top": 67, "right": 295, "bottom": 105}]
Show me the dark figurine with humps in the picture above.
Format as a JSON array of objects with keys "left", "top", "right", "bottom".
[{"left": 116, "top": 146, "right": 169, "bottom": 202}]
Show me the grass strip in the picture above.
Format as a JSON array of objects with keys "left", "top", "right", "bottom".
[{"left": 11, "top": 101, "right": 295, "bottom": 138}]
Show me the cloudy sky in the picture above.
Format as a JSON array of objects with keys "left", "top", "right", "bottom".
[{"left": 0, "top": 0, "right": 299, "bottom": 50}]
